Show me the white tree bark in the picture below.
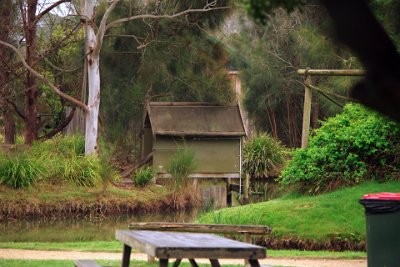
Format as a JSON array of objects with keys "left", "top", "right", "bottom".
[{"left": 82, "top": 0, "right": 100, "bottom": 155}]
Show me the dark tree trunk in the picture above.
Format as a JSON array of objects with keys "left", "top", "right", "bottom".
[
  {"left": 0, "top": 0, "right": 16, "bottom": 144},
  {"left": 22, "top": 0, "right": 39, "bottom": 145}
]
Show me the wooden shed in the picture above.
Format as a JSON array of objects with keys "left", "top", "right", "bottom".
[{"left": 141, "top": 102, "right": 247, "bottom": 180}]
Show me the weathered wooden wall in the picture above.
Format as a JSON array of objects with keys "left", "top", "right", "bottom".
[{"left": 153, "top": 137, "right": 240, "bottom": 175}]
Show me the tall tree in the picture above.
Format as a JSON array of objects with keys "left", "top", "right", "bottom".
[
  {"left": 0, "top": 0, "right": 17, "bottom": 144},
  {"left": 1, "top": 0, "right": 229, "bottom": 155}
]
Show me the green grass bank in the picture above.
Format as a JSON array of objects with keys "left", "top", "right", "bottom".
[{"left": 197, "top": 181, "right": 400, "bottom": 251}]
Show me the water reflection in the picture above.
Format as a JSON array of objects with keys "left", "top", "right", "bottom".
[{"left": 0, "top": 210, "right": 199, "bottom": 242}]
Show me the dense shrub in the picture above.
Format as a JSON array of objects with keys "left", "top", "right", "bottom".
[
  {"left": 167, "top": 148, "right": 197, "bottom": 191},
  {"left": 0, "top": 154, "right": 43, "bottom": 188},
  {"left": 132, "top": 166, "right": 154, "bottom": 187},
  {"left": 243, "top": 133, "right": 287, "bottom": 178},
  {"left": 279, "top": 104, "right": 400, "bottom": 194}
]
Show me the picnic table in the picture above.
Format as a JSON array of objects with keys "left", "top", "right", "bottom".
[{"left": 115, "top": 230, "right": 266, "bottom": 267}]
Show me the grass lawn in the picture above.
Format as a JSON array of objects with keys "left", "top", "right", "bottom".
[{"left": 197, "top": 181, "right": 400, "bottom": 242}]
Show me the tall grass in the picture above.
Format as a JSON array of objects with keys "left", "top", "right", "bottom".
[
  {"left": 0, "top": 135, "right": 105, "bottom": 188},
  {"left": 243, "top": 133, "right": 287, "bottom": 178},
  {"left": 132, "top": 166, "right": 154, "bottom": 187},
  {"left": 0, "top": 154, "right": 43, "bottom": 188},
  {"left": 167, "top": 147, "right": 196, "bottom": 191}
]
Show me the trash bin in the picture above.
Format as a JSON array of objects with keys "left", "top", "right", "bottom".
[{"left": 359, "top": 192, "right": 400, "bottom": 267}]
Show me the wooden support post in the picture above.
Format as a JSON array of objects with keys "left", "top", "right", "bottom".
[
  {"left": 226, "top": 178, "right": 232, "bottom": 207},
  {"left": 243, "top": 174, "right": 250, "bottom": 205},
  {"left": 301, "top": 75, "right": 312, "bottom": 148},
  {"left": 244, "top": 233, "right": 252, "bottom": 267}
]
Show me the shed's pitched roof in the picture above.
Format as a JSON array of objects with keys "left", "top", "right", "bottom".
[{"left": 146, "top": 102, "right": 246, "bottom": 137}]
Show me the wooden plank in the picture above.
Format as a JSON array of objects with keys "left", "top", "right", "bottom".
[
  {"left": 128, "top": 222, "right": 271, "bottom": 235},
  {"left": 156, "top": 173, "right": 240, "bottom": 179},
  {"left": 116, "top": 230, "right": 266, "bottom": 259},
  {"left": 116, "top": 230, "right": 157, "bottom": 257},
  {"left": 154, "top": 131, "right": 246, "bottom": 137},
  {"left": 297, "top": 69, "right": 365, "bottom": 76},
  {"left": 74, "top": 260, "right": 102, "bottom": 267}
]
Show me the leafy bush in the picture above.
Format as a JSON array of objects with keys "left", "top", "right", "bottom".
[
  {"left": 167, "top": 148, "right": 197, "bottom": 191},
  {"left": 0, "top": 154, "right": 43, "bottom": 188},
  {"left": 132, "top": 166, "right": 154, "bottom": 187},
  {"left": 280, "top": 104, "right": 400, "bottom": 194},
  {"left": 243, "top": 133, "right": 287, "bottom": 178}
]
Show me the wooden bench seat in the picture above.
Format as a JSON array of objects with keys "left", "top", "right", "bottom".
[{"left": 74, "top": 260, "right": 102, "bottom": 267}]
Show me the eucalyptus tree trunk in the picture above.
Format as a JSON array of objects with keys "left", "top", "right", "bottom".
[{"left": 81, "top": 0, "right": 100, "bottom": 155}]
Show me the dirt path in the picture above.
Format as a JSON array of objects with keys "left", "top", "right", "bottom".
[{"left": 0, "top": 249, "right": 366, "bottom": 267}]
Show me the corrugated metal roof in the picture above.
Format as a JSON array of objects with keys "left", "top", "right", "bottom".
[{"left": 147, "top": 102, "right": 246, "bottom": 137}]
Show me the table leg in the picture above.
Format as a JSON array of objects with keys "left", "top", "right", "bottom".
[
  {"left": 248, "top": 259, "right": 261, "bottom": 267},
  {"left": 121, "top": 244, "right": 132, "bottom": 267},
  {"left": 209, "top": 259, "right": 221, "bottom": 267},
  {"left": 189, "top": 259, "right": 199, "bottom": 267},
  {"left": 172, "top": 259, "right": 182, "bottom": 267},
  {"left": 159, "top": 258, "right": 169, "bottom": 267}
]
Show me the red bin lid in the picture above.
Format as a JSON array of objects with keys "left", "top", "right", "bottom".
[{"left": 362, "top": 192, "right": 400, "bottom": 200}]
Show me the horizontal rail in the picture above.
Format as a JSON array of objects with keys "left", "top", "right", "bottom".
[
  {"left": 128, "top": 222, "right": 271, "bottom": 235},
  {"left": 297, "top": 69, "right": 365, "bottom": 76}
]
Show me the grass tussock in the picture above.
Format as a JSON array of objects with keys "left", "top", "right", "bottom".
[{"left": 0, "top": 135, "right": 117, "bottom": 189}]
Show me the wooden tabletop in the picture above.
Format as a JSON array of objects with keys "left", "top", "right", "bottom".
[{"left": 116, "top": 230, "right": 266, "bottom": 259}]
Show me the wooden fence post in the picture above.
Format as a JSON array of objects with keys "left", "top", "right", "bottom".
[{"left": 301, "top": 74, "right": 312, "bottom": 148}]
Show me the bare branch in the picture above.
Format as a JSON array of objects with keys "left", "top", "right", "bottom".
[
  {"left": 106, "top": 6, "right": 229, "bottom": 30},
  {"left": 0, "top": 40, "right": 89, "bottom": 112},
  {"left": 44, "top": 58, "right": 82, "bottom": 72},
  {"left": 34, "top": 0, "right": 72, "bottom": 25},
  {"left": 39, "top": 107, "right": 76, "bottom": 139},
  {"left": 5, "top": 99, "right": 25, "bottom": 120},
  {"left": 95, "top": 0, "right": 121, "bottom": 55}
]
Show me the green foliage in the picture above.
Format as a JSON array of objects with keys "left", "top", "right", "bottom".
[
  {"left": 243, "top": 133, "right": 287, "bottom": 178},
  {"left": 167, "top": 148, "right": 197, "bottom": 191},
  {"left": 97, "top": 140, "right": 120, "bottom": 191},
  {"left": 0, "top": 154, "right": 43, "bottom": 188},
  {"left": 226, "top": 6, "right": 358, "bottom": 147},
  {"left": 132, "top": 166, "right": 155, "bottom": 187},
  {"left": 279, "top": 104, "right": 400, "bottom": 194},
  {"left": 100, "top": 0, "right": 234, "bottom": 152},
  {"left": 244, "top": 0, "right": 306, "bottom": 23}
]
